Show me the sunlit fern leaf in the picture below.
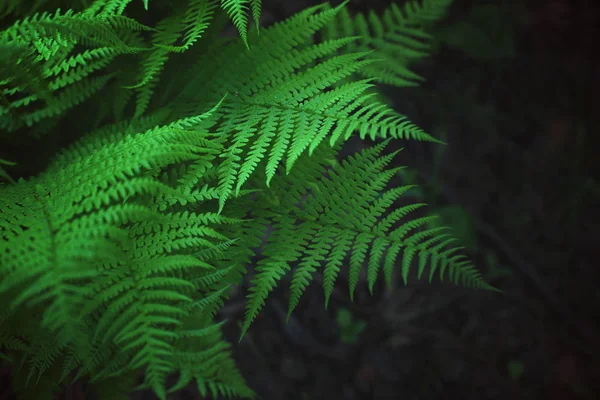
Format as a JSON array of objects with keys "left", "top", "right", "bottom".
[
  {"left": 0, "top": 102, "right": 245, "bottom": 399},
  {"left": 1, "top": 9, "right": 135, "bottom": 49},
  {"left": 165, "top": 2, "right": 439, "bottom": 212},
  {"left": 47, "top": 97, "right": 223, "bottom": 173}
]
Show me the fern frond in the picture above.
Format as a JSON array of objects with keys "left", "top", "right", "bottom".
[
  {"left": 86, "top": 0, "right": 137, "bottom": 17},
  {"left": 158, "top": 0, "right": 218, "bottom": 53},
  {"left": 0, "top": 101, "right": 250, "bottom": 398},
  {"left": 1, "top": 9, "right": 138, "bottom": 50},
  {"left": 168, "top": 3, "right": 438, "bottom": 212},
  {"left": 170, "top": 312, "right": 254, "bottom": 398},
  {"left": 0, "top": 7, "right": 150, "bottom": 133},
  {"left": 239, "top": 140, "right": 493, "bottom": 335},
  {"left": 249, "top": 0, "right": 261, "bottom": 32},
  {"left": 323, "top": 0, "right": 453, "bottom": 87},
  {"left": 25, "top": 73, "right": 114, "bottom": 127},
  {"left": 220, "top": 0, "right": 254, "bottom": 49}
]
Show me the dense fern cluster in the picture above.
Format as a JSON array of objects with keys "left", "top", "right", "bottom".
[{"left": 0, "top": 0, "right": 493, "bottom": 399}]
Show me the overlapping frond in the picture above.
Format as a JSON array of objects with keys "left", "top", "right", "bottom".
[
  {"left": 0, "top": 104, "right": 252, "bottom": 399},
  {"left": 0, "top": 7, "right": 148, "bottom": 133},
  {"left": 127, "top": 0, "right": 218, "bottom": 118}
]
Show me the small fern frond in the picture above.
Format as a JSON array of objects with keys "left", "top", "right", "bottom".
[
  {"left": 250, "top": 0, "right": 261, "bottom": 32},
  {"left": 323, "top": 0, "right": 453, "bottom": 87},
  {"left": 220, "top": 0, "right": 258, "bottom": 49},
  {"left": 158, "top": 0, "right": 218, "bottom": 53},
  {"left": 87, "top": 0, "right": 137, "bottom": 17}
]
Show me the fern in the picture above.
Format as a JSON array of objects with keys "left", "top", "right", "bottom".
[
  {"left": 163, "top": 2, "right": 440, "bottom": 212},
  {"left": 238, "top": 138, "right": 493, "bottom": 336},
  {"left": 0, "top": 6, "right": 149, "bottom": 133},
  {"left": 220, "top": 0, "right": 262, "bottom": 48},
  {"left": 1, "top": 102, "right": 251, "bottom": 397},
  {"left": 324, "top": 0, "right": 453, "bottom": 87},
  {"left": 0, "top": 1, "right": 497, "bottom": 399}
]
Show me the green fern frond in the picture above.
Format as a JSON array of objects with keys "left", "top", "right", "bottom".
[
  {"left": 392, "top": 0, "right": 454, "bottom": 25},
  {"left": 157, "top": 0, "right": 218, "bottom": 53},
  {"left": 323, "top": 0, "right": 453, "bottom": 87},
  {"left": 2, "top": 9, "right": 135, "bottom": 50},
  {"left": 0, "top": 101, "right": 252, "bottom": 398},
  {"left": 86, "top": 0, "right": 137, "bottom": 17},
  {"left": 25, "top": 73, "right": 114, "bottom": 126},
  {"left": 239, "top": 139, "right": 492, "bottom": 336},
  {"left": 249, "top": 0, "right": 261, "bottom": 32},
  {"left": 127, "top": 1, "right": 218, "bottom": 118},
  {"left": 167, "top": 2, "right": 438, "bottom": 213},
  {"left": 170, "top": 313, "right": 254, "bottom": 398},
  {"left": 220, "top": 0, "right": 256, "bottom": 49},
  {"left": 0, "top": 7, "right": 150, "bottom": 133}
]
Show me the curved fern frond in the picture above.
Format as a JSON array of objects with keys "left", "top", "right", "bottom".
[
  {"left": 239, "top": 139, "right": 494, "bottom": 336},
  {"left": 0, "top": 100, "right": 252, "bottom": 398},
  {"left": 1, "top": 9, "right": 141, "bottom": 50},
  {"left": 250, "top": 0, "right": 261, "bottom": 32}
]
